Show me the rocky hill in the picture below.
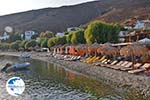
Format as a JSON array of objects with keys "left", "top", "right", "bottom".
[{"left": 0, "top": 0, "right": 149, "bottom": 34}]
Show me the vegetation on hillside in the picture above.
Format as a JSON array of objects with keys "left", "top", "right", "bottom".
[{"left": 0, "top": 21, "right": 124, "bottom": 50}]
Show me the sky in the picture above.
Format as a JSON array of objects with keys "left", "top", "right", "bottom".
[{"left": 0, "top": 0, "right": 95, "bottom": 16}]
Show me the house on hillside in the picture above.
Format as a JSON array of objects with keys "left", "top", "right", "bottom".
[
  {"left": 118, "top": 31, "right": 150, "bottom": 42},
  {"left": 124, "top": 20, "right": 150, "bottom": 30},
  {"left": 0, "top": 32, "right": 10, "bottom": 41},
  {"left": 124, "top": 21, "right": 136, "bottom": 30},
  {"left": 67, "top": 27, "right": 82, "bottom": 33},
  {"left": 24, "top": 31, "right": 37, "bottom": 40},
  {"left": 56, "top": 32, "right": 64, "bottom": 37},
  {"left": 118, "top": 31, "right": 129, "bottom": 42},
  {"left": 134, "top": 20, "right": 150, "bottom": 30}
]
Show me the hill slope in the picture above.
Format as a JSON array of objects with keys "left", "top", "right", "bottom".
[{"left": 0, "top": 0, "right": 149, "bottom": 34}]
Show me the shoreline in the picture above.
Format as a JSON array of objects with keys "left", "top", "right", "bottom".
[{"left": 0, "top": 51, "right": 150, "bottom": 98}]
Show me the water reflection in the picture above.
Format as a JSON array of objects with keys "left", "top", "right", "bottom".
[{"left": 0, "top": 56, "right": 145, "bottom": 100}]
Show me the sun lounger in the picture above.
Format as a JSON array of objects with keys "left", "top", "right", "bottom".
[
  {"left": 94, "top": 59, "right": 107, "bottom": 66},
  {"left": 101, "top": 59, "right": 107, "bottom": 64},
  {"left": 116, "top": 61, "right": 124, "bottom": 66},
  {"left": 99, "top": 56, "right": 106, "bottom": 62},
  {"left": 110, "top": 60, "right": 118, "bottom": 65},
  {"left": 128, "top": 63, "right": 150, "bottom": 74},
  {"left": 76, "top": 56, "right": 81, "bottom": 60},
  {"left": 111, "top": 61, "right": 132, "bottom": 70},
  {"left": 120, "top": 67, "right": 133, "bottom": 71},
  {"left": 142, "top": 63, "right": 150, "bottom": 69},
  {"left": 134, "top": 63, "right": 142, "bottom": 69},
  {"left": 124, "top": 62, "right": 132, "bottom": 68},
  {"left": 121, "top": 61, "right": 129, "bottom": 67},
  {"left": 109, "top": 61, "right": 124, "bottom": 69},
  {"left": 120, "top": 62, "right": 133, "bottom": 71},
  {"left": 103, "top": 59, "right": 111, "bottom": 64},
  {"left": 128, "top": 68, "right": 145, "bottom": 74}
]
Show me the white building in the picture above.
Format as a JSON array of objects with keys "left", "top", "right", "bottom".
[
  {"left": 55, "top": 32, "right": 64, "bottom": 37},
  {"left": 118, "top": 31, "right": 128, "bottom": 42},
  {"left": 67, "top": 27, "right": 82, "bottom": 33},
  {"left": 0, "top": 32, "right": 10, "bottom": 40},
  {"left": 134, "top": 20, "right": 150, "bottom": 30},
  {"left": 24, "top": 31, "right": 36, "bottom": 40}
]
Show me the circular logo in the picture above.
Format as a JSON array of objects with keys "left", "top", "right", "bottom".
[
  {"left": 5, "top": 26, "right": 13, "bottom": 33},
  {"left": 6, "top": 77, "right": 25, "bottom": 96}
]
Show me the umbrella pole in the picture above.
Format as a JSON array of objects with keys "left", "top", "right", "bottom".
[{"left": 131, "top": 51, "right": 135, "bottom": 69}]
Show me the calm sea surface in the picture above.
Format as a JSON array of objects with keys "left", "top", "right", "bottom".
[{"left": 0, "top": 56, "right": 145, "bottom": 100}]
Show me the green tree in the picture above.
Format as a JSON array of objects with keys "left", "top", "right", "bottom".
[
  {"left": 10, "top": 41, "right": 20, "bottom": 50},
  {"left": 40, "top": 31, "right": 55, "bottom": 38},
  {"left": 41, "top": 38, "right": 48, "bottom": 48},
  {"left": 66, "top": 33, "right": 73, "bottom": 44},
  {"left": 25, "top": 40, "right": 37, "bottom": 49},
  {"left": 21, "top": 40, "right": 28, "bottom": 49},
  {"left": 31, "top": 34, "right": 39, "bottom": 39},
  {"left": 84, "top": 21, "right": 122, "bottom": 44},
  {"left": 71, "top": 30, "right": 86, "bottom": 44},
  {"left": 47, "top": 37, "right": 58, "bottom": 48},
  {"left": 56, "top": 36, "right": 67, "bottom": 45},
  {"left": 0, "top": 43, "right": 10, "bottom": 50}
]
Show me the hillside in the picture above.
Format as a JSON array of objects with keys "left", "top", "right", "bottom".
[{"left": 0, "top": 0, "right": 149, "bottom": 34}]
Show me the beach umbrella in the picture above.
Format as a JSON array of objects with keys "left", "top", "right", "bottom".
[
  {"left": 97, "top": 45, "right": 119, "bottom": 55},
  {"left": 88, "top": 43, "right": 100, "bottom": 55},
  {"left": 75, "top": 44, "right": 87, "bottom": 56},
  {"left": 120, "top": 44, "right": 148, "bottom": 56},
  {"left": 120, "top": 44, "right": 149, "bottom": 68},
  {"left": 75, "top": 44, "right": 86, "bottom": 51}
]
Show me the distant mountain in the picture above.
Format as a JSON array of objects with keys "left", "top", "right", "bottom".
[{"left": 0, "top": 0, "right": 149, "bottom": 35}]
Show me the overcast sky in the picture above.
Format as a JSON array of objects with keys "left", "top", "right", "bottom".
[{"left": 0, "top": 0, "right": 95, "bottom": 16}]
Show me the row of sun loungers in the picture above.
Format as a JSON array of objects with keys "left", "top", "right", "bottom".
[
  {"left": 93, "top": 57, "right": 150, "bottom": 74},
  {"left": 53, "top": 54, "right": 150, "bottom": 74},
  {"left": 53, "top": 54, "right": 81, "bottom": 61}
]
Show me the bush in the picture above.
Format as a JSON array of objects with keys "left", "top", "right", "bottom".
[
  {"left": 25, "top": 40, "right": 37, "bottom": 49},
  {"left": 56, "top": 36, "right": 67, "bottom": 45},
  {"left": 66, "top": 33, "right": 73, "bottom": 44},
  {"left": 84, "top": 21, "right": 122, "bottom": 44},
  {"left": 21, "top": 40, "right": 28, "bottom": 49},
  {"left": 0, "top": 43, "right": 10, "bottom": 50},
  {"left": 47, "top": 37, "right": 57, "bottom": 48},
  {"left": 10, "top": 42, "right": 20, "bottom": 50},
  {"left": 41, "top": 38, "right": 48, "bottom": 48},
  {"left": 40, "top": 31, "right": 55, "bottom": 38},
  {"left": 71, "top": 30, "right": 86, "bottom": 44}
]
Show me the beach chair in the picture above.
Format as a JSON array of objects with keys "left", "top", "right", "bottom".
[
  {"left": 105, "top": 60, "right": 118, "bottom": 68},
  {"left": 133, "top": 63, "right": 142, "bottom": 69},
  {"left": 110, "top": 61, "right": 125, "bottom": 70},
  {"left": 124, "top": 62, "right": 133, "bottom": 68},
  {"left": 128, "top": 68, "right": 145, "bottom": 74},
  {"left": 101, "top": 59, "right": 108, "bottom": 64},
  {"left": 116, "top": 61, "right": 124, "bottom": 66},
  {"left": 110, "top": 60, "right": 118, "bottom": 65},
  {"left": 142, "top": 63, "right": 150, "bottom": 69},
  {"left": 92, "top": 57, "right": 100, "bottom": 63},
  {"left": 121, "top": 61, "right": 129, "bottom": 67},
  {"left": 94, "top": 59, "right": 107, "bottom": 66},
  {"left": 128, "top": 63, "right": 150, "bottom": 74},
  {"left": 103, "top": 59, "right": 111, "bottom": 64},
  {"left": 120, "top": 62, "right": 133, "bottom": 71},
  {"left": 76, "top": 56, "right": 81, "bottom": 60},
  {"left": 99, "top": 56, "right": 106, "bottom": 62}
]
